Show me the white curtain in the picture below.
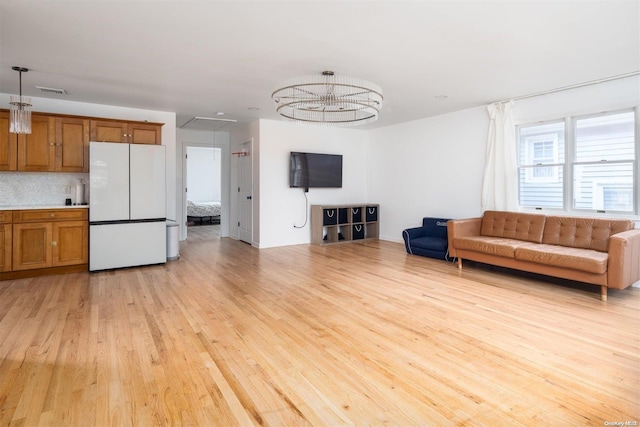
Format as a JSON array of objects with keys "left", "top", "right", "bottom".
[{"left": 481, "top": 101, "right": 518, "bottom": 211}]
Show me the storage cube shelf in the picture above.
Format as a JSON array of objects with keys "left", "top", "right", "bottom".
[{"left": 311, "top": 204, "right": 379, "bottom": 245}]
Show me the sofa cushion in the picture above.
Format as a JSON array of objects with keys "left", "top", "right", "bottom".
[
  {"left": 542, "top": 216, "right": 635, "bottom": 252},
  {"left": 410, "top": 236, "right": 448, "bottom": 252},
  {"left": 481, "top": 211, "right": 546, "bottom": 243},
  {"left": 454, "top": 236, "right": 533, "bottom": 258},
  {"left": 515, "top": 244, "right": 608, "bottom": 274}
]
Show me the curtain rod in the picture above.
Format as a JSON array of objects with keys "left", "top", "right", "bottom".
[{"left": 494, "top": 71, "right": 640, "bottom": 104}]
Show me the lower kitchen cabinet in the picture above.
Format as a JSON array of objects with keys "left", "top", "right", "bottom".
[
  {"left": 0, "top": 211, "right": 11, "bottom": 272},
  {"left": 12, "top": 222, "right": 52, "bottom": 270},
  {"left": 53, "top": 220, "right": 88, "bottom": 266},
  {"left": 2, "top": 208, "right": 88, "bottom": 276}
]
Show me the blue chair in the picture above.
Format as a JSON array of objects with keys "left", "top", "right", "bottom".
[{"left": 402, "top": 217, "right": 452, "bottom": 261}]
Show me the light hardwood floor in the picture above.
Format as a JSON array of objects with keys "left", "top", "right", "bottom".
[{"left": 1, "top": 226, "right": 638, "bottom": 426}]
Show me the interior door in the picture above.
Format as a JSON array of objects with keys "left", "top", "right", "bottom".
[{"left": 238, "top": 141, "right": 252, "bottom": 244}]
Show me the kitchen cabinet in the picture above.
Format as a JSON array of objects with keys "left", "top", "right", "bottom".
[
  {"left": 16, "top": 115, "right": 90, "bottom": 172},
  {"left": 0, "top": 111, "right": 16, "bottom": 171},
  {"left": 17, "top": 114, "right": 56, "bottom": 172},
  {"left": 12, "top": 222, "right": 52, "bottom": 270},
  {"left": 1, "top": 110, "right": 163, "bottom": 171},
  {"left": 55, "top": 117, "right": 90, "bottom": 172},
  {"left": 0, "top": 211, "right": 11, "bottom": 272},
  {"left": 90, "top": 120, "right": 162, "bottom": 145},
  {"left": 90, "top": 120, "right": 128, "bottom": 143},
  {"left": 129, "top": 122, "right": 162, "bottom": 145},
  {"left": 11, "top": 209, "right": 88, "bottom": 271}
]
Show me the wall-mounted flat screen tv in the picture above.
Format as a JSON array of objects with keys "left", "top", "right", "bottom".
[{"left": 290, "top": 152, "right": 343, "bottom": 190}]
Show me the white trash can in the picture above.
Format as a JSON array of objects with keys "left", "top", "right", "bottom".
[{"left": 166, "top": 220, "right": 180, "bottom": 260}]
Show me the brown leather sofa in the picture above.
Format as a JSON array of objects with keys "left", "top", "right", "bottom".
[{"left": 447, "top": 211, "right": 640, "bottom": 301}]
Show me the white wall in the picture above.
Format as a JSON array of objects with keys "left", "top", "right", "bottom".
[
  {"left": 367, "top": 75, "right": 640, "bottom": 243},
  {"left": 186, "top": 147, "right": 221, "bottom": 202},
  {"left": 0, "top": 94, "right": 177, "bottom": 220},
  {"left": 511, "top": 75, "right": 640, "bottom": 124},
  {"left": 14, "top": 77, "right": 625, "bottom": 251},
  {"left": 369, "top": 107, "right": 488, "bottom": 242},
  {"left": 255, "top": 119, "right": 371, "bottom": 248}
]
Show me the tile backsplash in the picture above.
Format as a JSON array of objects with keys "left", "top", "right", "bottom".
[{"left": 0, "top": 172, "right": 89, "bottom": 206}]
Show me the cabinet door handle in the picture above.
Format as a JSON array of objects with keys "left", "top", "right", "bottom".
[
  {"left": 50, "top": 213, "right": 55, "bottom": 217},
  {"left": 51, "top": 241, "right": 57, "bottom": 247}
]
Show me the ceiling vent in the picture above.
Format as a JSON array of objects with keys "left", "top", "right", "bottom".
[{"left": 36, "top": 86, "right": 66, "bottom": 95}]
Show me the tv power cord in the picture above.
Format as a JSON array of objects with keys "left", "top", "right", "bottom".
[{"left": 293, "top": 189, "right": 308, "bottom": 228}]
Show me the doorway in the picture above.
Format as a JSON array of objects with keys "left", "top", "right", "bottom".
[
  {"left": 186, "top": 146, "right": 222, "bottom": 236},
  {"left": 181, "top": 138, "right": 230, "bottom": 242}
]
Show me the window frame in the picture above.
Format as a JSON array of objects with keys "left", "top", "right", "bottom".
[
  {"left": 516, "top": 107, "right": 638, "bottom": 217},
  {"left": 516, "top": 119, "right": 566, "bottom": 211}
]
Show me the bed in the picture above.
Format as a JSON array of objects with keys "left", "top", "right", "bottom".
[{"left": 187, "top": 200, "right": 221, "bottom": 224}]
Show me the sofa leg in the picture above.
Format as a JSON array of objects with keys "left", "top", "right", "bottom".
[
  {"left": 457, "top": 258, "right": 462, "bottom": 269},
  {"left": 601, "top": 286, "right": 607, "bottom": 302}
]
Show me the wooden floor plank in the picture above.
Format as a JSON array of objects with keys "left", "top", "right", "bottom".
[{"left": 0, "top": 225, "right": 638, "bottom": 426}]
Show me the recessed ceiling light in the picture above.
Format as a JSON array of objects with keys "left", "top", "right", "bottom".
[
  {"left": 435, "top": 95, "right": 448, "bottom": 100},
  {"left": 216, "top": 111, "right": 225, "bottom": 116}
]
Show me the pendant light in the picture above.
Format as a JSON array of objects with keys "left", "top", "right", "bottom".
[
  {"left": 9, "top": 66, "right": 32, "bottom": 134},
  {"left": 272, "top": 70, "right": 383, "bottom": 127}
]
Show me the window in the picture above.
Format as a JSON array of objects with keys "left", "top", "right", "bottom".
[
  {"left": 518, "top": 121, "right": 565, "bottom": 208},
  {"left": 517, "top": 109, "right": 637, "bottom": 214},
  {"left": 526, "top": 133, "right": 559, "bottom": 181},
  {"left": 573, "top": 111, "right": 635, "bottom": 212}
]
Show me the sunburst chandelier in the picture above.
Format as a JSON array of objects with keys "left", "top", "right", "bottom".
[
  {"left": 9, "top": 66, "right": 32, "bottom": 134},
  {"left": 272, "top": 71, "right": 383, "bottom": 126}
]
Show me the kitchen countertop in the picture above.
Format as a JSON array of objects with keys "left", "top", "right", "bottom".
[{"left": 0, "top": 205, "right": 89, "bottom": 211}]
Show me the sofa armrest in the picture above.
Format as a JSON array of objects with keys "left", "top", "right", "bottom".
[
  {"left": 402, "top": 226, "right": 427, "bottom": 253},
  {"left": 607, "top": 229, "right": 640, "bottom": 290},
  {"left": 447, "top": 217, "right": 482, "bottom": 257}
]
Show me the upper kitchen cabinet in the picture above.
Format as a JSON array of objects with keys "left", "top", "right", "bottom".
[
  {"left": 15, "top": 115, "right": 88, "bottom": 172},
  {"left": 55, "top": 117, "right": 89, "bottom": 172},
  {"left": 1, "top": 109, "right": 163, "bottom": 172},
  {"left": 90, "top": 120, "right": 129, "bottom": 143},
  {"left": 0, "top": 111, "right": 16, "bottom": 171},
  {"left": 129, "top": 122, "right": 162, "bottom": 145},
  {"left": 17, "top": 114, "right": 55, "bottom": 172},
  {"left": 90, "top": 120, "right": 162, "bottom": 145}
]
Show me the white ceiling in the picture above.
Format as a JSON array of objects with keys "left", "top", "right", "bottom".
[{"left": 1, "top": 1, "right": 638, "bottom": 130}]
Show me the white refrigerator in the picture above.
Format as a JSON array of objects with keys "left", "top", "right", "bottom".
[{"left": 89, "top": 142, "right": 167, "bottom": 271}]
